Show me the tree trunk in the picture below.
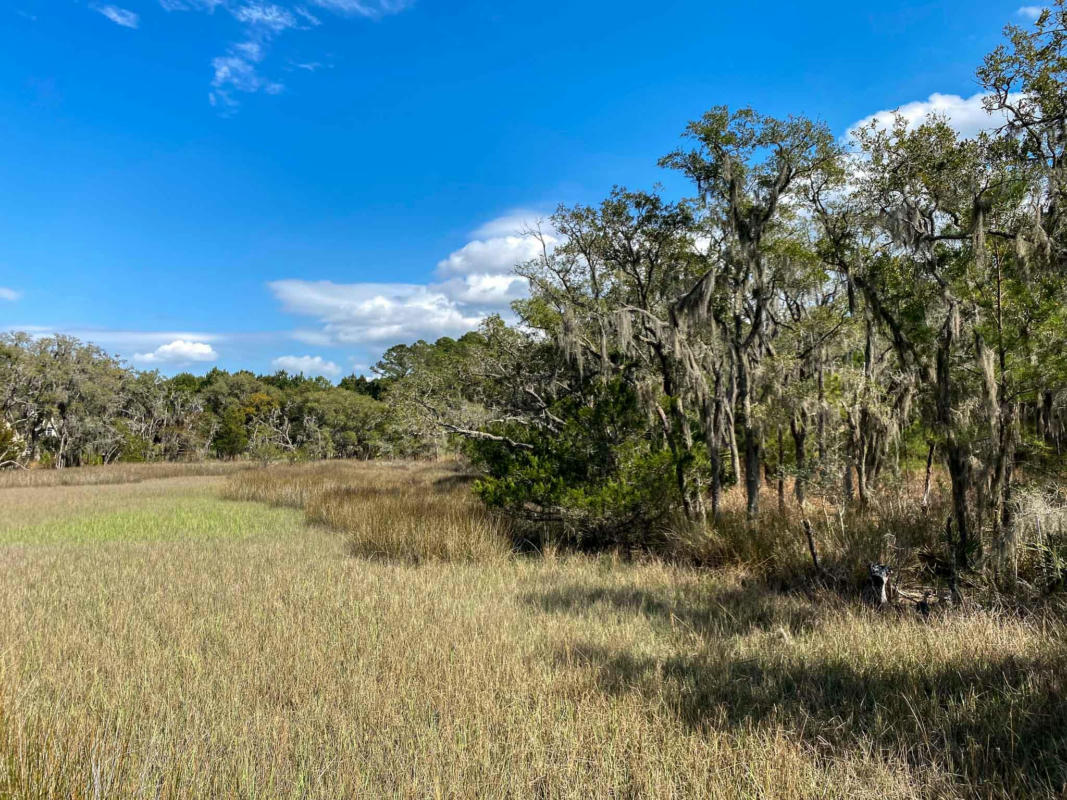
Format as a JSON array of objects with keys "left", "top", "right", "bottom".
[
  {"left": 791, "top": 412, "right": 807, "bottom": 507},
  {"left": 724, "top": 383, "right": 740, "bottom": 486},
  {"left": 675, "top": 397, "right": 705, "bottom": 522},
  {"left": 704, "top": 387, "right": 724, "bottom": 520},
  {"left": 736, "top": 352, "right": 760, "bottom": 518},
  {"left": 655, "top": 403, "right": 693, "bottom": 520},
  {"left": 816, "top": 361, "right": 827, "bottom": 478},
  {"left": 855, "top": 427, "right": 869, "bottom": 507},
  {"left": 921, "top": 441, "right": 935, "bottom": 508},
  {"left": 743, "top": 428, "right": 761, "bottom": 518},
  {"left": 776, "top": 425, "right": 786, "bottom": 513},
  {"left": 946, "top": 440, "right": 972, "bottom": 569},
  {"left": 709, "top": 442, "right": 722, "bottom": 520}
]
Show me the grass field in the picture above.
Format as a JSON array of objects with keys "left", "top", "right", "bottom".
[{"left": 0, "top": 462, "right": 1064, "bottom": 798}]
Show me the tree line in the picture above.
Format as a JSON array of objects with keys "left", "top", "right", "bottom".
[
  {"left": 383, "top": 5, "right": 1067, "bottom": 582},
  {"left": 0, "top": 332, "right": 435, "bottom": 467}
]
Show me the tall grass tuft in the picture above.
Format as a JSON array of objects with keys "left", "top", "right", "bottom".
[
  {"left": 224, "top": 461, "right": 511, "bottom": 563},
  {"left": 308, "top": 485, "right": 510, "bottom": 563}
]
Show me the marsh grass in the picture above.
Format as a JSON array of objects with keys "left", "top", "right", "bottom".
[
  {"left": 307, "top": 485, "right": 509, "bottom": 562},
  {"left": 0, "top": 461, "right": 251, "bottom": 490},
  {"left": 224, "top": 460, "right": 510, "bottom": 563},
  {"left": 0, "top": 464, "right": 1064, "bottom": 797}
]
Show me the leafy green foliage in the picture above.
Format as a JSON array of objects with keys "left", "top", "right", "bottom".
[{"left": 468, "top": 378, "right": 680, "bottom": 547}]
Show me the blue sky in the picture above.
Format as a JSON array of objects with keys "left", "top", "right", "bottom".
[{"left": 0, "top": 0, "right": 1041, "bottom": 378}]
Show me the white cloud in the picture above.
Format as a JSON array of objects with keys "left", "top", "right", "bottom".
[
  {"left": 847, "top": 92, "right": 1021, "bottom": 142},
  {"left": 234, "top": 41, "right": 264, "bottom": 61},
  {"left": 436, "top": 234, "right": 546, "bottom": 277},
  {"left": 307, "top": 0, "right": 413, "bottom": 18},
  {"left": 210, "top": 53, "right": 284, "bottom": 110},
  {"left": 295, "top": 7, "right": 322, "bottom": 25},
  {"left": 212, "top": 55, "right": 266, "bottom": 91},
  {"left": 155, "top": 0, "right": 410, "bottom": 112},
  {"left": 94, "top": 4, "right": 139, "bottom": 28},
  {"left": 159, "top": 0, "right": 224, "bottom": 10},
  {"left": 270, "top": 213, "right": 552, "bottom": 351},
  {"left": 430, "top": 211, "right": 554, "bottom": 313},
  {"left": 4, "top": 327, "right": 222, "bottom": 349},
  {"left": 271, "top": 354, "right": 341, "bottom": 377},
  {"left": 0, "top": 287, "right": 20, "bottom": 302},
  {"left": 435, "top": 210, "right": 554, "bottom": 307},
  {"left": 434, "top": 274, "right": 529, "bottom": 309},
  {"left": 468, "top": 211, "right": 543, "bottom": 239},
  {"left": 269, "top": 211, "right": 553, "bottom": 352},
  {"left": 270, "top": 280, "right": 484, "bottom": 344},
  {"left": 1017, "top": 6, "right": 1046, "bottom": 20},
  {"left": 132, "top": 339, "right": 219, "bottom": 365},
  {"left": 232, "top": 3, "right": 297, "bottom": 31}
]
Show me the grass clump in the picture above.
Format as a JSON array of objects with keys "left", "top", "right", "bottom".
[
  {"left": 224, "top": 460, "right": 511, "bottom": 563},
  {"left": 308, "top": 484, "right": 510, "bottom": 563},
  {"left": 219, "top": 461, "right": 374, "bottom": 508}
]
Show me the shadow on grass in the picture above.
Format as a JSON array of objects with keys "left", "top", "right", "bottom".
[
  {"left": 527, "top": 581, "right": 830, "bottom": 638},
  {"left": 431, "top": 473, "right": 481, "bottom": 492},
  {"left": 528, "top": 582, "right": 1067, "bottom": 796},
  {"left": 562, "top": 644, "right": 1065, "bottom": 796}
]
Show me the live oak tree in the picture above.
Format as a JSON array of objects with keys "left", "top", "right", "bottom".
[
  {"left": 660, "top": 108, "right": 843, "bottom": 517},
  {"left": 519, "top": 190, "right": 710, "bottom": 520}
]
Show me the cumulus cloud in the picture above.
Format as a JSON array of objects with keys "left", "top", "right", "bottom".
[
  {"left": 94, "top": 4, "right": 139, "bottom": 27},
  {"left": 270, "top": 280, "right": 485, "bottom": 344},
  {"left": 132, "top": 339, "right": 219, "bottom": 365},
  {"left": 846, "top": 92, "right": 1021, "bottom": 142},
  {"left": 271, "top": 354, "right": 341, "bottom": 377},
  {"left": 433, "top": 210, "right": 553, "bottom": 312},
  {"left": 0, "top": 287, "right": 20, "bottom": 302},
  {"left": 269, "top": 211, "right": 554, "bottom": 354},
  {"left": 435, "top": 273, "right": 529, "bottom": 308},
  {"left": 437, "top": 232, "right": 545, "bottom": 277}
]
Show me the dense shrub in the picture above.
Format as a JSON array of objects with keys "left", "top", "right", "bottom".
[{"left": 466, "top": 379, "right": 684, "bottom": 549}]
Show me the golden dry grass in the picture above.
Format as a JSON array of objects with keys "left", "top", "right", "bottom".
[
  {"left": 0, "top": 462, "right": 1063, "bottom": 798},
  {"left": 223, "top": 461, "right": 510, "bottom": 563},
  {"left": 0, "top": 461, "right": 252, "bottom": 490}
]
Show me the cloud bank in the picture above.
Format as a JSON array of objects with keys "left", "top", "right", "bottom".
[{"left": 269, "top": 211, "right": 552, "bottom": 354}]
